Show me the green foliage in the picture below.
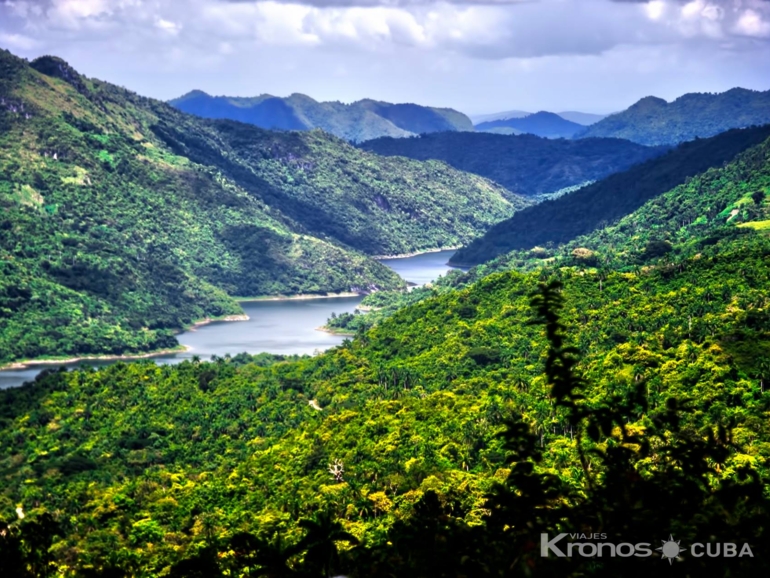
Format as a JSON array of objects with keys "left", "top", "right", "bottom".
[
  {"left": 1, "top": 229, "right": 770, "bottom": 575},
  {"left": 0, "top": 49, "right": 522, "bottom": 365},
  {"left": 453, "top": 125, "right": 770, "bottom": 265},
  {"left": 359, "top": 131, "right": 664, "bottom": 196},
  {"left": 578, "top": 88, "right": 770, "bottom": 145}
]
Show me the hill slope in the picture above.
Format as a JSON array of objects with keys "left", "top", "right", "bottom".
[
  {"left": 476, "top": 111, "right": 585, "bottom": 139},
  {"left": 578, "top": 88, "right": 770, "bottom": 145},
  {"left": 170, "top": 90, "right": 474, "bottom": 142},
  {"left": 451, "top": 124, "right": 770, "bottom": 265},
  {"left": 0, "top": 49, "right": 520, "bottom": 365},
  {"left": 1, "top": 221, "right": 768, "bottom": 575},
  {"left": 359, "top": 132, "right": 665, "bottom": 196}
]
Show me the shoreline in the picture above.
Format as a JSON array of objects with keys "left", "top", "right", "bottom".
[
  {"left": 236, "top": 292, "right": 362, "bottom": 302},
  {"left": 315, "top": 326, "right": 355, "bottom": 336},
  {"left": 0, "top": 345, "right": 193, "bottom": 372},
  {"left": 0, "top": 314, "right": 250, "bottom": 372},
  {"left": 374, "top": 246, "right": 461, "bottom": 260}
]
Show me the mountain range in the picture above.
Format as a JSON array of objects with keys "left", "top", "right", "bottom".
[
  {"left": 449, "top": 123, "right": 770, "bottom": 265},
  {"left": 169, "top": 90, "right": 474, "bottom": 142},
  {"left": 359, "top": 131, "right": 666, "bottom": 196},
  {"left": 469, "top": 109, "right": 607, "bottom": 125},
  {"left": 475, "top": 111, "right": 587, "bottom": 139},
  {"left": 0, "top": 49, "right": 525, "bottom": 365},
  {"left": 578, "top": 87, "right": 770, "bottom": 145},
  {"left": 2, "top": 100, "right": 769, "bottom": 575}
]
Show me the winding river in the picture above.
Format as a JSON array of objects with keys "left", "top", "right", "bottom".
[{"left": 0, "top": 250, "right": 460, "bottom": 389}]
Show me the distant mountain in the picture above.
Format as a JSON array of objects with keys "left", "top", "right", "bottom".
[
  {"left": 359, "top": 132, "right": 664, "bottom": 196},
  {"left": 578, "top": 88, "right": 770, "bottom": 145},
  {"left": 169, "top": 90, "right": 474, "bottom": 142},
  {"left": 450, "top": 124, "right": 770, "bottom": 265},
  {"left": 469, "top": 109, "right": 530, "bottom": 124},
  {"left": 557, "top": 111, "right": 608, "bottom": 125},
  {"left": 475, "top": 111, "right": 585, "bottom": 139},
  {"left": 470, "top": 109, "right": 606, "bottom": 126}
]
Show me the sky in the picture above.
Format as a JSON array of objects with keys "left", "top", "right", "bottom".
[{"left": 1, "top": 0, "right": 769, "bottom": 115}]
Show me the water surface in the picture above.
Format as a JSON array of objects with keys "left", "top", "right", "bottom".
[{"left": 0, "top": 251, "right": 458, "bottom": 389}]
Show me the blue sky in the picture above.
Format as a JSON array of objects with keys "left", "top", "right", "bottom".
[{"left": 1, "top": 0, "right": 769, "bottom": 114}]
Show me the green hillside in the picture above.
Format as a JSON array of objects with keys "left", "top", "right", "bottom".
[
  {"left": 170, "top": 91, "right": 474, "bottom": 142},
  {"left": 359, "top": 131, "right": 664, "bottom": 196},
  {"left": 1, "top": 222, "right": 769, "bottom": 575},
  {"left": 451, "top": 125, "right": 770, "bottom": 266},
  {"left": 0, "top": 50, "right": 519, "bottom": 365},
  {"left": 578, "top": 88, "right": 770, "bottom": 145}
]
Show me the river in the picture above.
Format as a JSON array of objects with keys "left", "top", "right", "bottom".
[{"left": 0, "top": 250, "right": 460, "bottom": 389}]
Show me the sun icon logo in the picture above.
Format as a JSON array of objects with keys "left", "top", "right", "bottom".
[{"left": 657, "top": 534, "right": 685, "bottom": 564}]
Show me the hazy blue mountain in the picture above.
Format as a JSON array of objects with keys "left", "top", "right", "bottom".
[
  {"left": 469, "top": 109, "right": 530, "bottom": 124},
  {"left": 475, "top": 111, "right": 585, "bottom": 139},
  {"left": 577, "top": 88, "right": 770, "bottom": 145},
  {"left": 169, "top": 90, "right": 473, "bottom": 142},
  {"left": 557, "top": 111, "right": 608, "bottom": 125}
]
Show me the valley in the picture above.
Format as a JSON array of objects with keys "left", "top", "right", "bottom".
[{"left": 0, "top": 15, "right": 769, "bottom": 575}]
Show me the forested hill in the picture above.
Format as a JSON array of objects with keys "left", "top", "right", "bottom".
[
  {"left": 577, "top": 87, "right": 770, "bottom": 145},
  {"left": 451, "top": 124, "right": 770, "bottom": 266},
  {"left": 0, "top": 49, "right": 520, "bottom": 365},
  {"left": 358, "top": 132, "right": 664, "bottom": 196},
  {"left": 1, "top": 216, "right": 769, "bottom": 575},
  {"left": 169, "top": 90, "right": 474, "bottom": 142}
]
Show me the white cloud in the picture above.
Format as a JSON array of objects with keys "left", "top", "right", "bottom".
[
  {"left": 734, "top": 8, "right": 770, "bottom": 38},
  {"left": 0, "top": 0, "right": 768, "bottom": 111},
  {"left": 0, "top": 31, "right": 38, "bottom": 49}
]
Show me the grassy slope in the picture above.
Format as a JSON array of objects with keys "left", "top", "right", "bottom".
[{"left": 153, "top": 119, "right": 528, "bottom": 256}]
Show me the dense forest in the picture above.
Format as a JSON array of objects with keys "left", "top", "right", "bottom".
[
  {"left": 2, "top": 222, "right": 769, "bottom": 575},
  {"left": 2, "top": 43, "right": 770, "bottom": 578},
  {"left": 452, "top": 125, "right": 770, "bottom": 266},
  {"left": 0, "top": 49, "right": 521, "bottom": 365},
  {"left": 359, "top": 132, "right": 664, "bottom": 197},
  {"left": 170, "top": 91, "right": 473, "bottom": 143},
  {"left": 578, "top": 87, "right": 770, "bottom": 145}
]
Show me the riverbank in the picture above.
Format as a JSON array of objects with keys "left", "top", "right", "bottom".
[
  {"left": 374, "top": 246, "right": 462, "bottom": 260},
  {"left": 315, "top": 326, "right": 355, "bottom": 336},
  {"left": 0, "top": 314, "right": 251, "bottom": 372},
  {"left": 0, "top": 345, "right": 192, "bottom": 372},
  {"left": 236, "top": 292, "right": 361, "bottom": 302}
]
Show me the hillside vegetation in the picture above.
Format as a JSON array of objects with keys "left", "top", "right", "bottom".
[
  {"left": 0, "top": 49, "right": 519, "bottom": 365},
  {"left": 1, "top": 222, "right": 769, "bottom": 575},
  {"left": 452, "top": 124, "right": 770, "bottom": 265},
  {"left": 359, "top": 132, "right": 664, "bottom": 196},
  {"left": 170, "top": 91, "right": 473, "bottom": 142},
  {"left": 578, "top": 87, "right": 770, "bottom": 145}
]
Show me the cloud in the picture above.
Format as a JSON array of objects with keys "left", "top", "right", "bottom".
[{"left": 0, "top": 0, "right": 767, "bottom": 111}]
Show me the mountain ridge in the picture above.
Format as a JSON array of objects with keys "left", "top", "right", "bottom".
[
  {"left": 578, "top": 87, "right": 770, "bottom": 145},
  {"left": 169, "top": 89, "right": 474, "bottom": 142}
]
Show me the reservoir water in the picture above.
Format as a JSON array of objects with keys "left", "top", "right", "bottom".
[{"left": 0, "top": 250, "right": 460, "bottom": 389}]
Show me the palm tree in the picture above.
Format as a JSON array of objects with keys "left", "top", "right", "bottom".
[
  {"left": 229, "top": 531, "right": 299, "bottom": 578},
  {"left": 295, "top": 511, "right": 358, "bottom": 578}
]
